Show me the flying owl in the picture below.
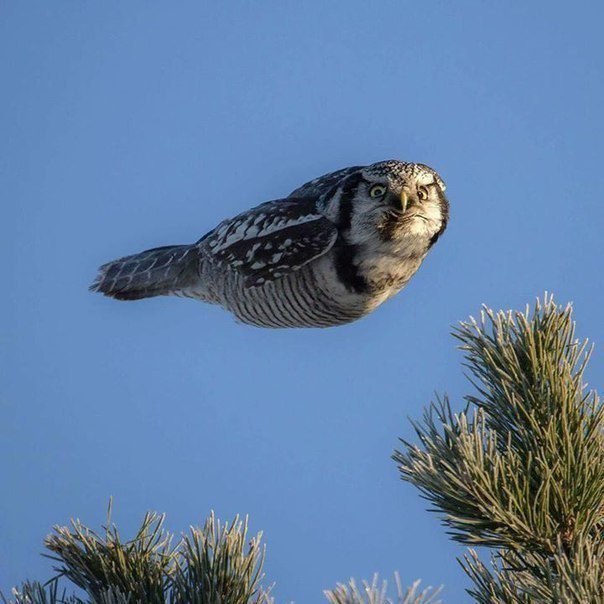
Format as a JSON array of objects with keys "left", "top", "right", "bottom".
[{"left": 90, "top": 160, "right": 449, "bottom": 328}]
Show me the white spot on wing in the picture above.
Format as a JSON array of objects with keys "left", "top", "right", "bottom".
[{"left": 211, "top": 213, "right": 320, "bottom": 253}]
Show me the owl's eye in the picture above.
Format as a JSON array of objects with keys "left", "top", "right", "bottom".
[
  {"left": 369, "top": 184, "right": 388, "bottom": 199},
  {"left": 417, "top": 185, "right": 430, "bottom": 201}
]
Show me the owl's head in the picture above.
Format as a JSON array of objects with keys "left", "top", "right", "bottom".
[{"left": 322, "top": 160, "right": 449, "bottom": 249}]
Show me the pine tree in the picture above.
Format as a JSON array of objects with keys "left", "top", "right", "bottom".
[
  {"left": 4, "top": 295, "right": 602, "bottom": 602},
  {"left": 5, "top": 509, "right": 273, "bottom": 604},
  {"left": 394, "top": 294, "right": 604, "bottom": 601},
  {"left": 3, "top": 505, "right": 437, "bottom": 604}
]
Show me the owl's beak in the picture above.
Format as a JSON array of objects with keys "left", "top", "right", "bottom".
[{"left": 400, "top": 189, "right": 410, "bottom": 213}]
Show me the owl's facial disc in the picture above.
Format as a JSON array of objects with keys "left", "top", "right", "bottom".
[
  {"left": 332, "top": 160, "right": 448, "bottom": 247},
  {"left": 357, "top": 161, "right": 449, "bottom": 244}
]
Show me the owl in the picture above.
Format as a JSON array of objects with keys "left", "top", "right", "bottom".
[{"left": 91, "top": 160, "right": 449, "bottom": 328}]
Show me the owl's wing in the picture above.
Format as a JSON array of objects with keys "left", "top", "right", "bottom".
[
  {"left": 287, "top": 166, "right": 361, "bottom": 198},
  {"left": 201, "top": 197, "right": 338, "bottom": 286}
]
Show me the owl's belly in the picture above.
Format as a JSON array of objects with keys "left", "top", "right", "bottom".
[{"left": 217, "top": 263, "right": 371, "bottom": 328}]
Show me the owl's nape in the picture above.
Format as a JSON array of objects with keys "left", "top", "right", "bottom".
[{"left": 91, "top": 160, "right": 448, "bottom": 328}]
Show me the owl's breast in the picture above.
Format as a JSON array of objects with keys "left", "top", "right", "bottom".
[{"left": 351, "top": 236, "right": 428, "bottom": 301}]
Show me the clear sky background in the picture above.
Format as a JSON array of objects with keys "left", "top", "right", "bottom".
[{"left": 1, "top": 2, "right": 603, "bottom": 601}]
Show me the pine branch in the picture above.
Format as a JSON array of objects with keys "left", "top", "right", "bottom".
[
  {"left": 1, "top": 581, "right": 82, "bottom": 604},
  {"left": 45, "top": 506, "right": 173, "bottom": 603},
  {"left": 324, "top": 574, "right": 441, "bottom": 604},
  {"left": 169, "top": 512, "right": 272, "bottom": 604},
  {"left": 461, "top": 538, "right": 604, "bottom": 604},
  {"left": 4, "top": 508, "right": 434, "bottom": 604},
  {"left": 394, "top": 294, "right": 604, "bottom": 599},
  {"left": 38, "top": 507, "right": 272, "bottom": 604}
]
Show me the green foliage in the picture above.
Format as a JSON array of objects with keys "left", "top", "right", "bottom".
[
  {"left": 394, "top": 294, "right": 604, "bottom": 600},
  {"left": 5, "top": 508, "right": 272, "bottom": 604},
  {"left": 6, "top": 294, "right": 603, "bottom": 602},
  {"left": 169, "top": 515, "right": 270, "bottom": 604},
  {"left": 4, "top": 509, "right": 426, "bottom": 604},
  {"left": 461, "top": 543, "right": 604, "bottom": 604},
  {"left": 45, "top": 507, "right": 172, "bottom": 603},
  {"left": 324, "top": 575, "right": 441, "bottom": 604},
  {"left": 2, "top": 581, "right": 81, "bottom": 604}
]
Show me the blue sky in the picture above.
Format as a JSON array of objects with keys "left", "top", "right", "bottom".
[{"left": 1, "top": 1, "right": 603, "bottom": 601}]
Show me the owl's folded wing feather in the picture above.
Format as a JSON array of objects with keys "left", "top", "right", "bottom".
[
  {"left": 201, "top": 197, "right": 338, "bottom": 286},
  {"left": 287, "top": 166, "right": 361, "bottom": 198}
]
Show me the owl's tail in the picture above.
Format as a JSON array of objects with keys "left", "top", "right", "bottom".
[{"left": 90, "top": 245, "right": 200, "bottom": 300}]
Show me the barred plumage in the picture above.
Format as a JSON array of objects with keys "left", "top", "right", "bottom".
[{"left": 91, "top": 160, "right": 449, "bottom": 328}]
